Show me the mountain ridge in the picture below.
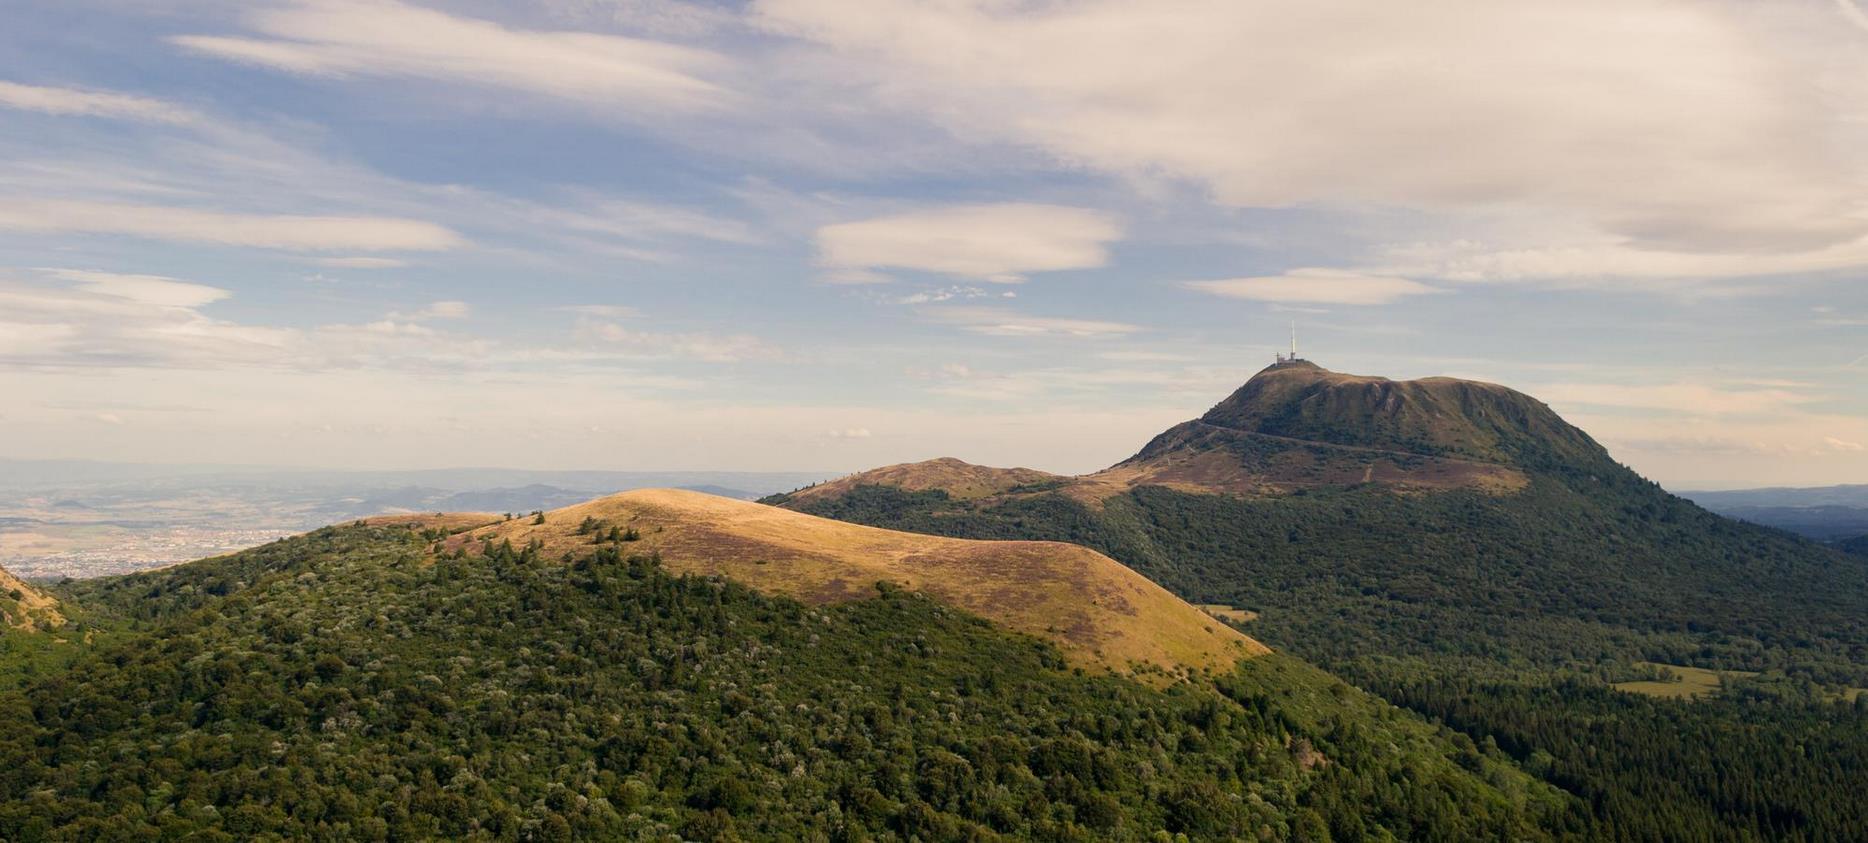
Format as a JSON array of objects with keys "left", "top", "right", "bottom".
[
  {"left": 782, "top": 362, "right": 1594, "bottom": 504},
  {"left": 444, "top": 488, "right": 1266, "bottom": 677}
]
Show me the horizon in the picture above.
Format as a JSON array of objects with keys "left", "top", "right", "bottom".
[{"left": 5, "top": 1, "right": 1868, "bottom": 490}]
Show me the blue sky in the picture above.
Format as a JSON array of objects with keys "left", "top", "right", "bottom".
[{"left": 1, "top": 0, "right": 1866, "bottom": 489}]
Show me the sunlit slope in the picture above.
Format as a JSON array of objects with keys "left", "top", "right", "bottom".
[
  {"left": 448, "top": 488, "right": 1266, "bottom": 675},
  {"left": 0, "top": 563, "right": 61, "bottom": 630}
]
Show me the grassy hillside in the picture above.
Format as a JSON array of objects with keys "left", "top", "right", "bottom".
[
  {"left": 444, "top": 489, "right": 1264, "bottom": 676},
  {"left": 4, "top": 520, "right": 1573, "bottom": 840},
  {"left": 0, "top": 562, "right": 61, "bottom": 631}
]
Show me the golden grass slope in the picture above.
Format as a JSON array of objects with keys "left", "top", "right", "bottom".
[
  {"left": 359, "top": 512, "right": 500, "bottom": 532},
  {"left": 446, "top": 488, "right": 1266, "bottom": 677},
  {"left": 1, "top": 563, "right": 62, "bottom": 631}
]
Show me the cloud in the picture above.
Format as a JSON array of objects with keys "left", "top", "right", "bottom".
[
  {"left": 1374, "top": 232, "right": 1868, "bottom": 288},
  {"left": 173, "top": 0, "right": 729, "bottom": 111},
  {"left": 0, "top": 199, "right": 462, "bottom": 251},
  {"left": 1538, "top": 381, "right": 1819, "bottom": 416},
  {"left": 0, "top": 278, "right": 292, "bottom": 370},
  {"left": 1837, "top": 0, "right": 1868, "bottom": 33},
  {"left": 42, "top": 268, "right": 230, "bottom": 308},
  {"left": 0, "top": 273, "right": 489, "bottom": 373},
  {"left": 897, "top": 285, "right": 996, "bottom": 305},
  {"left": 557, "top": 304, "right": 642, "bottom": 319},
  {"left": 313, "top": 256, "right": 407, "bottom": 269},
  {"left": 816, "top": 203, "right": 1121, "bottom": 283},
  {"left": 1826, "top": 436, "right": 1866, "bottom": 452},
  {"left": 757, "top": 0, "right": 1866, "bottom": 257},
  {"left": 924, "top": 306, "right": 1140, "bottom": 338},
  {"left": 392, "top": 300, "right": 470, "bottom": 321},
  {"left": 1185, "top": 269, "right": 1444, "bottom": 305},
  {"left": 826, "top": 427, "right": 871, "bottom": 439},
  {"left": 0, "top": 81, "right": 198, "bottom": 125},
  {"left": 542, "top": 0, "right": 742, "bottom": 38}
]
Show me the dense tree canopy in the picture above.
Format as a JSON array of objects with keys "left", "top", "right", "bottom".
[
  {"left": 2, "top": 523, "right": 1572, "bottom": 841},
  {"left": 776, "top": 469, "right": 1868, "bottom": 840}
]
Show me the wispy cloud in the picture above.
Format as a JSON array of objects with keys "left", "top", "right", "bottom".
[
  {"left": 389, "top": 300, "right": 470, "bottom": 321},
  {"left": 0, "top": 199, "right": 462, "bottom": 251},
  {"left": 1539, "top": 381, "right": 1819, "bottom": 416},
  {"left": 1185, "top": 269, "right": 1444, "bottom": 305},
  {"left": 41, "top": 268, "right": 231, "bottom": 308},
  {"left": 924, "top": 306, "right": 1140, "bottom": 338},
  {"left": 817, "top": 203, "right": 1121, "bottom": 283},
  {"left": 173, "top": 0, "right": 730, "bottom": 111},
  {"left": 0, "top": 81, "right": 198, "bottom": 125},
  {"left": 313, "top": 256, "right": 407, "bottom": 269}
]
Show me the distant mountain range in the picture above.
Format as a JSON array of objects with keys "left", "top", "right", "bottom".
[{"left": 1678, "top": 484, "right": 1868, "bottom": 542}]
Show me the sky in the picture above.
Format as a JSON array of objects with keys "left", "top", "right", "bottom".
[{"left": 1, "top": 0, "right": 1867, "bottom": 491}]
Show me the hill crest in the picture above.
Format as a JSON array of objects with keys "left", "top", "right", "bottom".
[
  {"left": 444, "top": 488, "right": 1266, "bottom": 677},
  {"left": 785, "top": 457, "right": 1065, "bottom": 505}
]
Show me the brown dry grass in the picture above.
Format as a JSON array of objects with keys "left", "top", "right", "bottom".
[
  {"left": 358, "top": 512, "right": 500, "bottom": 532},
  {"left": 1, "top": 563, "right": 62, "bottom": 630},
  {"left": 1198, "top": 604, "right": 1258, "bottom": 624},
  {"left": 446, "top": 489, "right": 1267, "bottom": 679}
]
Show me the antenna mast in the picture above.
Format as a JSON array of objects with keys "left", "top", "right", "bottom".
[{"left": 1290, "top": 321, "right": 1297, "bottom": 360}]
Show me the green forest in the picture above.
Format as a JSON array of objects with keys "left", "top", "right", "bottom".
[
  {"left": 774, "top": 471, "right": 1868, "bottom": 840},
  {"left": 0, "top": 522, "right": 1577, "bottom": 841}
]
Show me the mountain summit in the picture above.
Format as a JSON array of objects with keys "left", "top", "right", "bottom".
[
  {"left": 785, "top": 363, "right": 1608, "bottom": 503},
  {"left": 1193, "top": 362, "right": 1610, "bottom": 468},
  {"left": 1113, "top": 362, "right": 1615, "bottom": 494}
]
